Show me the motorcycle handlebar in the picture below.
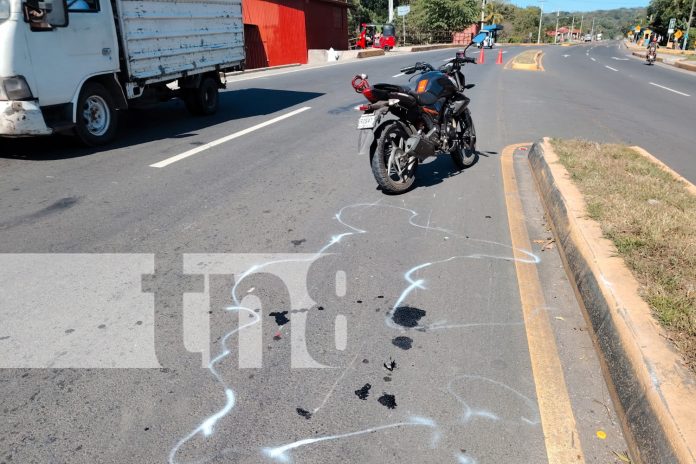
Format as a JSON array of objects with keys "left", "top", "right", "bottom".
[{"left": 400, "top": 62, "right": 435, "bottom": 74}]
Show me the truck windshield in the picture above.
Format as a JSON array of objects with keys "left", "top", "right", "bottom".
[{"left": 0, "top": 0, "right": 12, "bottom": 20}]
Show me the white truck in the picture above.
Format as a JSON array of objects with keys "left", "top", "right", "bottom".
[{"left": 0, "top": 0, "right": 244, "bottom": 145}]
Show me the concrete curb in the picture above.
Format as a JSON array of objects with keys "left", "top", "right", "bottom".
[
  {"left": 225, "top": 63, "right": 300, "bottom": 77},
  {"left": 632, "top": 51, "right": 664, "bottom": 63},
  {"left": 528, "top": 139, "right": 696, "bottom": 464},
  {"left": 509, "top": 51, "right": 543, "bottom": 71},
  {"left": 409, "top": 44, "right": 460, "bottom": 52},
  {"left": 356, "top": 49, "right": 385, "bottom": 59},
  {"left": 675, "top": 60, "right": 696, "bottom": 72}
]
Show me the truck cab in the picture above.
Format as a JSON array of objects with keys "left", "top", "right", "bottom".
[
  {"left": 1, "top": 0, "right": 121, "bottom": 140},
  {"left": 1, "top": 0, "right": 244, "bottom": 145}
]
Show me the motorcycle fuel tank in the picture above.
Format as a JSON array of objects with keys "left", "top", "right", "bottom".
[{"left": 414, "top": 71, "right": 457, "bottom": 106}]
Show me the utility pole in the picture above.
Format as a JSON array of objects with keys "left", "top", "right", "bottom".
[
  {"left": 579, "top": 15, "right": 584, "bottom": 37},
  {"left": 684, "top": 0, "right": 695, "bottom": 50},
  {"left": 591, "top": 17, "right": 595, "bottom": 42},
  {"left": 481, "top": 0, "right": 486, "bottom": 27},
  {"left": 554, "top": 10, "right": 560, "bottom": 44},
  {"left": 537, "top": 0, "right": 545, "bottom": 44},
  {"left": 570, "top": 16, "right": 575, "bottom": 42},
  {"left": 388, "top": 0, "right": 393, "bottom": 23}
]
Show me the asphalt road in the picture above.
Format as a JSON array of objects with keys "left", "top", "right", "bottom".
[
  {"left": 502, "top": 41, "right": 696, "bottom": 182},
  {"left": 2, "top": 42, "right": 684, "bottom": 463}
]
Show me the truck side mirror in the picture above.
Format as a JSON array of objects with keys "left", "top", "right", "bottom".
[{"left": 23, "top": 0, "right": 68, "bottom": 31}]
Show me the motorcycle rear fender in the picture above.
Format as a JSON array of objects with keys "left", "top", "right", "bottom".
[{"left": 358, "top": 111, "right": 414, "bottom": 161}]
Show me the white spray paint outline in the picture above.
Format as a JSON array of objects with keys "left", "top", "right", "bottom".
[{"left": 169, "top": 201, "right": 541, "bottom": 463}]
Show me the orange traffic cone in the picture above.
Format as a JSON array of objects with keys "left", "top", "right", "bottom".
[
  {"left": 496, "top": 48, "right": 503, "bottom": 65},
  {"left": 478, "top": 47, "right": 485, "bottom": 64}
]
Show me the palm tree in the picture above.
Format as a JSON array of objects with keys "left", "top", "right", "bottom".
[{"left": 485, "top": 0, "right": 506, "bottom": 25}]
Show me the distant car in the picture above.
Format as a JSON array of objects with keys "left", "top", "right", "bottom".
[{"left": 584, "top": 34, "right": 592, "bottom": 42}]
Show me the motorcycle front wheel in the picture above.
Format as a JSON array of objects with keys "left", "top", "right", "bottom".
[
  {"left": 451, "top": 109, "right": 477, "bottom": 170},
  {"left": 371, "top": 122, "right": 417, "bottom": 194}
]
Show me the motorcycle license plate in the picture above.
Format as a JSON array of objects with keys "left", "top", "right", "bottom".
[{"left": 357, "top": 114, "right": 376, "bottom": 129}]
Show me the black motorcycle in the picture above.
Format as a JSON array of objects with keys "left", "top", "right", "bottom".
[{"left": 353, "top": 37, "right": 482, "bottom": 193}]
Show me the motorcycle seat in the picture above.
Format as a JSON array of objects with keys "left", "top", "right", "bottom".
[{"left": 373, "top": 83, "right": 413, "bottom": 95}]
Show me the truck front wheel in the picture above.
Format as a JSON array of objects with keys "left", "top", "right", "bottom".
[
  {"left": 184, "top": 77, "right": 219, "bottom": 116},
  {"left": 74, "top": 82, "right": 119, "bottom": 146}
]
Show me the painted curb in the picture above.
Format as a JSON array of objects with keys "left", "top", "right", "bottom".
[
  {"left": 528, "top": 139, "right": 696, "bottom": 464},
  {"left": 509, "top": 51, "right": 543, "bottom": 71}
]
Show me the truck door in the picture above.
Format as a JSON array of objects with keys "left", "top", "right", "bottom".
[{"left": 23, "top": 0, "right": 119, "bottom": 107}]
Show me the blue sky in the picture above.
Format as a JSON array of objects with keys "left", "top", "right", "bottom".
[{"left": 510, "top": 0, "right": 648, "bottom": 12}]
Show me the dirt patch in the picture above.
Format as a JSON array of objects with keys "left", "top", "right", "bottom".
[{"left": 551, "top": 139, "right": 696, "bottom": 372}]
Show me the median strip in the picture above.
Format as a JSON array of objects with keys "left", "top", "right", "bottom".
[
  {"left": 528, "top": 138, "right": 696, "bottom": 464},
  {"left": 150, "top": 107, "right": 311, "bottom": 168},
  {"left": 506, "top": 49, "right": 544, "bottom": 71}
]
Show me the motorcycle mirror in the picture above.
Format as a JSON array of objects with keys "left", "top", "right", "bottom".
[{"left": 471, "top": 32, "right": 487, "bottom": 45}]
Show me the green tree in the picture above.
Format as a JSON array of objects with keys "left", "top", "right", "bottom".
[
  {"left": 512, "top": 6, "right": 541, "bottom": 42},
  {"left": 411, "top": 0, "right": 478, "bottom": 31}
]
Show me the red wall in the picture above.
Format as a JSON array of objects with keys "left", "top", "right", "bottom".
[
  {"left": 305, "top": 0, "right": 349, "bottom": 50},
  {"left": 243, "top": 0, "right": 348, "bottom": 69},
  {"left": 243, "top": 0, "right": 308, "bottom": 68}
]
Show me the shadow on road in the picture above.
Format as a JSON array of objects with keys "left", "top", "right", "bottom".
[
  {"left": 413, "top": 150, "right": 488, "bottom": 189},
  {"left": 0, "top": 88, "right": 324, "bottom": 162}
]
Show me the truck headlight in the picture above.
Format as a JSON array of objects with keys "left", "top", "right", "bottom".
[{"left": 0, "top": 76, "right": 34, "bottom": 101}]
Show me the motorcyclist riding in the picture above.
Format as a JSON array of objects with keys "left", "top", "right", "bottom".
[{"left": 646, "top": 34, "right": 658, "bottom": 65}]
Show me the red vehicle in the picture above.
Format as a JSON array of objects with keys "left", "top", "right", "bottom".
[{"left": 356, "top": 23, "right": 397, "bottom": 51}]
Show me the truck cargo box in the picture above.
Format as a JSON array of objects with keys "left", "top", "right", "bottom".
[{"left": 114, "top": 0, "right": 244, "bottom": 83}]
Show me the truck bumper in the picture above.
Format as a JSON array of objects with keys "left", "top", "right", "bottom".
[{"left": 0, "top": 100, "right": 52, "bottom": 136}]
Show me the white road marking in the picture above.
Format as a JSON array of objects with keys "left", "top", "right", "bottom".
[
  {"left": 605, "top": 65, "right": 618, "bottom": 71},
  {"left": 590, "top": 57, "right": 596, "bottom": 61},
  {"left": 649, "top": 82, "right": 691, "bottom": 97},
  {"left": 612, "top": 57, "right": 629, "bottom": 61},
  {"left": 150, "top": 106, "right": 312, "bottom": 168},
  {"left": 562, "top": 54, "right": 570, "bottom": 58},
  {"left": 392, "top": 72, "right": 405, "bottom": 77}
]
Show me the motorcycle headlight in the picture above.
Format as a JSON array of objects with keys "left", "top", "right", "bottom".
[{"left": 0, "top": 76, "right": 34, "bottom": 101}]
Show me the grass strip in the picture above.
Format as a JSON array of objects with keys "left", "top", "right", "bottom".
[
  {"left": 551, "top": 139, "right": 696, "bottom": 373},
  {"left": 512, "top": 50, "right": 540, "bottom": 66}
]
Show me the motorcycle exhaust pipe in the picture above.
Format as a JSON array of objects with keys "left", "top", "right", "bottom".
[{"left": 405, "top": 135, "right": 437, "bottom": 160}]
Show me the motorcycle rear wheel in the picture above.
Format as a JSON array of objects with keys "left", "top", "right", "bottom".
[
  {"left": 371, "top": 122, "right": 417, "bottom": 194},
  {"left": 451, "top": 109, "right": 477, "bottom": 170}
]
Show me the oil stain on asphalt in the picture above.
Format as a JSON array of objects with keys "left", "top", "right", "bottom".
[
  {"left": 355, "top": 383, "right": 372, "bottom": 400},
  {"left": 269, "top": 311, "right": 290, "bottom": 326},
  {"left": 378, "top": 393, "right": 397, "bottom": 409},
  {"left": 392, "top": 336, "right": 413, "bottom": 350},
  {"left": 392, "top": 307, "right": 426, "bottom": 328}
]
